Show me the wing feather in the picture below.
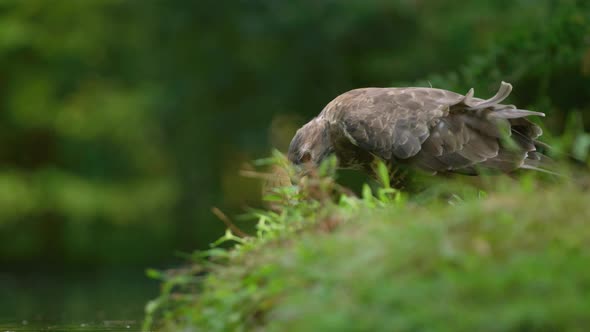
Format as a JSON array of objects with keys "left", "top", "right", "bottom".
[
  {"left": 322, "top": 87, "right": 462, "bottom": 160},
  {"left": 320, "top": 82, "right": 545, "bottom": 174}
]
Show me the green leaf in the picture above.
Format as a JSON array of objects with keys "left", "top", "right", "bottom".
[
  {"left": 146, "top": 268, "right": 162, "bottom": 280},
  {"left": 362, "top": 184, "right": 373, "bottom": 203},
  {"left": 263, "top": 193, "right": 283, "bottom": 202},
  {"left": 573, "top": 133, "right": 590, "bottom": 161},
  {"left": 376, "top": 161, "right": 391, "bottom": 189}
]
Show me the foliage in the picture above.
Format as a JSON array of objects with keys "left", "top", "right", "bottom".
[
  {"left": 144, "top": 2, "right": 590, "bottom": 327},
  {"left": 144, "top": 155, "right": 403, "bottom": 330},
  {"left": 0, "top": 0, "right": 588, "bottom": 268},
  {"left": 146, "top": 154, "right": 590, "bottom": 331},
  {"left": 0, "top": 0, "right": 178, "bottom": 266},
  {"left": 409, "top": 0, "right": 590, "bottom": 132}
]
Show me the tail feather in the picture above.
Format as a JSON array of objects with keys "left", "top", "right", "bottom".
[
  {"left": 465, "top": 81, "right": 513, "bottom": 110},
  {"left": 520, "top": 149, "right": 561, "bottom": 175},
  {"left": 520, "top": 161, "right": 562, "bottom": 176},
  {"left": 431, "top": 81, "right": 556, "bottom": 176},
  {"left": 490, "top": 108, "right": 546, "bottom": 119}
]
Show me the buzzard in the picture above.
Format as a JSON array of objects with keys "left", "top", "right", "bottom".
[{"left": 288, "top": 82, "right": 549, "bottom": 177}]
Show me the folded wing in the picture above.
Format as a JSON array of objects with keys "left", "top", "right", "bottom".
[{"left": 321, "top": 82, "right": 546, "bottom": 174}]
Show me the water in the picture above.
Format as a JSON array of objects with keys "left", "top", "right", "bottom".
[
  {"left": 0, "top": 320, "right": 139, "bottom": 331},
  {"left": 0, "top": 269, "right": 159, "bottom": 331}
]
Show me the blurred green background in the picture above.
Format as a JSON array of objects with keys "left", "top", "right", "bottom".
[{"left": 0, "top": 0, "right": 588, "bottom": 288}]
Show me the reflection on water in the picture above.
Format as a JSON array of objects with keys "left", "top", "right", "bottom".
[
  {"left": 0, "top": 269, "right": 158, "bottom": 331},
  {"left": 0, "top": 320, "right": 139, "bottom": 331}
]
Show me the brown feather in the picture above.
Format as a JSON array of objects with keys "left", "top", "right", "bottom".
[{"left": 288, "top": 82, "right": 549, "bottom": 178}]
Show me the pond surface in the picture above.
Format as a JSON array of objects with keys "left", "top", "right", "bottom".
[{"left": 0, "top": 269, "right": 159, "bottom": 332}]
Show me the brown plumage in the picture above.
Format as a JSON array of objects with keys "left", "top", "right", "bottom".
[{"left": 288, "top": 82, "right": 549, "bottom": 177}]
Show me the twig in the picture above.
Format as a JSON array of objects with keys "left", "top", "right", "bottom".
[
  {"left": 211, "top": 207, "right": 250, "bottom": 238},
  {"left": 239, "top": 170, "right": 276, "bottom": 180}
]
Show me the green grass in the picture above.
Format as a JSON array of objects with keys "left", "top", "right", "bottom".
[{"left": 145, "top": 155, "right": 590, "bottom": 332}]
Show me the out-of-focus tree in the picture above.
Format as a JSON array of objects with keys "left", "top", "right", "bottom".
[
  {"left": 0, "top": 0, "right": 177, "bottom": 266},
  {"left": 145, "top": 0, "right": 579, "bottom": 251},
  {"left": 410, "top": 0, "right": 590, "bottom": 161},
  {"left": 0, "top": 0, "right": 587, "bottom": 267}
]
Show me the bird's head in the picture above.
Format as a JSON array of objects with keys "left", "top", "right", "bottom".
[{"left": 288, "top": 117, "right": 333, "bottom": 168}]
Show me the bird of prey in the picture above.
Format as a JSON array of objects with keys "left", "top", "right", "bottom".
[{"left": 288, "top": 82, "right": 549, "bottom": 178}]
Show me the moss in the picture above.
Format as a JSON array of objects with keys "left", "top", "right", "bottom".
[{"left": 147, "top": 157, "right": 590, "bottom": 331}]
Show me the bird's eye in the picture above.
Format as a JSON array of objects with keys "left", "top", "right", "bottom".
[{"left": 300, "top": 152, "right": 312, "bottom": 164}]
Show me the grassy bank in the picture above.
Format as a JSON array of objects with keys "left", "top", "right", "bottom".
[{"left": 146, "top": 158, "right": 590, "bottom": 331}]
